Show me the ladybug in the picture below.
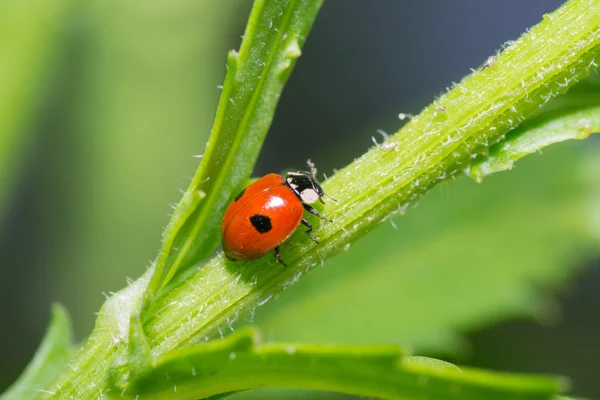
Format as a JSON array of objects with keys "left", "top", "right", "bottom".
[{"left": 221, "top": 167, "right": 332, "bottom": 266}]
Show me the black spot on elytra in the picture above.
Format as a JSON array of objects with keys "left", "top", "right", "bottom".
[
  {"left": 250, "top": 214, "right": 272, "bottom": 234},
  {"left": 234, "top": 187, "right": 246, "bottom": 202}
]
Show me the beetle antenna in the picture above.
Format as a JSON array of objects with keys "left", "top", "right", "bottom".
[{"left": 306, "top": 159, "right": 318, "bottom": 178}]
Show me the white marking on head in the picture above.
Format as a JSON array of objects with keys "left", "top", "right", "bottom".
[
  {"left": 286, "top": 177, "right": 299, "bottom": 190},
  {"left": 300, "top": 188, "right": 319, "bottom": 204}
]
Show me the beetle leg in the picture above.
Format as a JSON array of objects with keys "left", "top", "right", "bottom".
[
  {"left": 274, "top": 246, "right": 287, "bottom": 267},
  {"left": 301, "top": 218, "right": 319, "bottom": 243},
  {"left": 303, "top": 203, "right": 332, "bottom": 222}
]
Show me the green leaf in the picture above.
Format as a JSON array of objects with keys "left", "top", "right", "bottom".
[
  {"left": 468, "top": 91, "right": 600, "bottom": 180},
  {"left": 146, "top": 0, "right": 324, "bottom": 297},
  {"left": 230, "top": 391, "right": 587, "bottom": 399},
  {"left": 0, "top": 0, "right": 72, "bottom": 226},
  {"left": 1, "top": 305, "right": 72, "bottom": 400},
  {"left": 229, "top": 389, "right": 348, "bottom": 399},
  {"left": 251, "top": 143, "right": 599, "bottom": 354},
  {"left": 110, "top": 328, "right": 567, "bottom": 400},
  {"left": 108, "top": 315, "right": 153, "bottom": 393}
]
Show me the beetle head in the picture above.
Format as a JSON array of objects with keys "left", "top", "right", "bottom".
[{"left": 285, "top": 171, "right": 324, "bottom": 204}]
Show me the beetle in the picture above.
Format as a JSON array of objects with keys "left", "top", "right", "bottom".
[{"left": 221, "top": 166, "right": 332, "bottom": 266}]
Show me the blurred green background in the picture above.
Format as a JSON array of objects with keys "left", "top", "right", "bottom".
[{"left": 1, "top": 0, "right": 599, "bottom": 399}]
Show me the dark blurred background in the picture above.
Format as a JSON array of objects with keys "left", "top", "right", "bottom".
[{"left": 2, "top": 0, "right": 599, "bottom": 398}]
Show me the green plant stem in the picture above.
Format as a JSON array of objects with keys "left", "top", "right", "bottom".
[
  {"left": 144, "top": 0, "right": 600, "bottom": 356},
  {"left": 36, "top": 0, "right": 600, "bottom": 398},
  {"left": 36, "top": 270, "right": 152, "bottom": 399}
]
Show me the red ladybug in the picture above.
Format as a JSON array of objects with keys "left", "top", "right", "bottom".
[{"left": 221, "top": 169, "right": 331, "bottom": 266}]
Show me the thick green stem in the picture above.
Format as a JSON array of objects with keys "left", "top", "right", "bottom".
[
  {"left": 35, "top": 0, "right": 600, "bottom": 398},
  {"left": 144, "top": 0, "right": 600, "bottom": 356}
]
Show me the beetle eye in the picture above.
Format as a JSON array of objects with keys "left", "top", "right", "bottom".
[
  {"left": 300, "top": 188, "right": 320, "bottom": 204},
  {"left": 286, "top": 177, "right": 299, "bottom": 190}
]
